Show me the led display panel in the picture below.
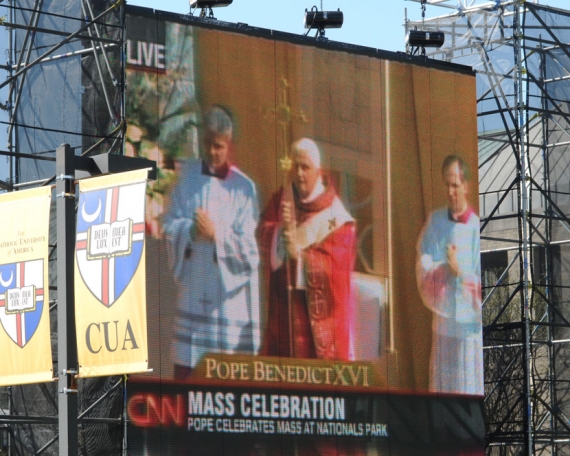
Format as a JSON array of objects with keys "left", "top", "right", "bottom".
[{"left": 124, "top": 7, "right": 483, "bottom": 455}]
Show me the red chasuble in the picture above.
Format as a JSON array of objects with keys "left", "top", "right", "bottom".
[{"left": 258, "top": 186, "right": 356, "bottom": 360}]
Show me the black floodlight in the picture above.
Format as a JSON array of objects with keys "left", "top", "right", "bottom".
[
  {"left": 405, "top": 30, "right": 445, "bottom": 48},
  {"left": 304, "top": 9, "right": 343, "bottom": 30},
  {"left": 190, "top": 0, "right": 232, "bottom": 7},
  {"left": 190, "top": 0, "right": 232, "bottom": 18},
  {"left": 304, "top": 6, "right": 343, "bottom": 38}
]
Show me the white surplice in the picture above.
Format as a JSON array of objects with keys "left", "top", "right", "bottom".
[
  {"left": 163, "top": 160, "right": 260, "bottom": 368},
  {"left": 417, "top": 207, "right": 483, "bottom": 395}
]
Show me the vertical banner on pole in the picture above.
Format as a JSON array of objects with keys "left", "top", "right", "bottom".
[
  {"left": 0, "top": 187, "right": 53, "bottom": 386},
  {"left": 75, "top": 169, "right": 149, "bottom": 377}
]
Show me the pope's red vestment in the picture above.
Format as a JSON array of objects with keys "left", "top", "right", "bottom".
[{"left": 258, "top": 185, "right": 356, "bottom": 360}]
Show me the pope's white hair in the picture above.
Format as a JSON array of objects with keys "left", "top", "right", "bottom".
[{"left": 292, "top": 137, "right": 321, "bottom": 169}]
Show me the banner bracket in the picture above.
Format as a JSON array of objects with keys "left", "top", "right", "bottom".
[
  {"left": 58, "top": 388, "right": 77, "bottom": 394},
  {"left": 61, "top": 369, "right": 77, "bottom": 376},
  {"left": 75, "top": 153, "right": 157, "bottom": 180},
  {"left": 56, "top": 192, "right": 75, "bottom": 199}
]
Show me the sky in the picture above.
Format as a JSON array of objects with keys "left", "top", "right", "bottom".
[{"left": 0, "top": 0, "right": 569, "bottom": 182}]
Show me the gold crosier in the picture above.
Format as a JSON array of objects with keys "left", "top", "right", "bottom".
[{"left": 275, "top": 76, "right": 308, "bottom": 357}]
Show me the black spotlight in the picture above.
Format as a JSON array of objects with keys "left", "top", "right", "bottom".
[
  {"left": 304, "top": 6, "right": 343, "bottom": 38},
  {"left": 405, "top": 30, "right": 445, "bottom": 48},
  {"left": 190, "top": 0, "right": 232, "bottom": 17},
  {"left": 190, "top": 0, "right": 232, "bottom": 7}
]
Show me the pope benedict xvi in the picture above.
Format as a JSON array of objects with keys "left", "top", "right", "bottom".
[{"left": 258, "top": 138, "right": 356, "bottom": 361}]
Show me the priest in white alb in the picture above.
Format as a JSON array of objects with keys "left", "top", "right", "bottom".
[
  {"left": 416, "top": 155, "right": 482, "bottom": 395},
  {"left": 163, "top": 106, "right": 260, "bottom": 380}
]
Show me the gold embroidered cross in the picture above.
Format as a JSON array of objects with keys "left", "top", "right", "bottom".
[
  {"left": 276, "top": 77, "right": 308, "bottom": 169},
  {"left": 261, "top": 76, "right": 309, "bottom": 171}
]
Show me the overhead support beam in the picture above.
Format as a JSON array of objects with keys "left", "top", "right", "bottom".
[
  {"left": 0, "top": 44, "right": 118, "bottom": 71},
  {"left": 1, "top": 21, "right": 121, "bottom": 45}
]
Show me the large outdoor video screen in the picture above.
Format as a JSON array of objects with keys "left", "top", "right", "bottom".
[{"left": 124, "top": 8, "right": 483, "bottom": 455}]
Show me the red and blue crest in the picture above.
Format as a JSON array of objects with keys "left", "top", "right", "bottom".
[
  {"left": 75, "top": 181, "right": 146, "bottom": 307},
  {"left": 0, "top": 260, "right": 45, "bottom": 348}
]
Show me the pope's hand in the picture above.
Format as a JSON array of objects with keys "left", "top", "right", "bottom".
[
  {"left": 282, "top": 201, "right": 294, "bottom": 231},
  {"left": 282, "top": 229, "right": 299, "bottom": 260},
  {"left": 281, "top": 201, "right": 298, "bottom": 259}
]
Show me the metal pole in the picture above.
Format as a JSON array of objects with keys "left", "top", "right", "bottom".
[
  {"left": 122, "top": 376, "right": 128, "bottom": 456},
  {"left": 8, "top": 386, "right": 11, "bottom": 456},
  {"left": 56, "top": 144, "right": 78, "bottom": 456},
  {"left": 514, "top": 2, "right": 534, "bottom": 454},
  {"left": 539, "top": 36, "right": 557, "bottom": 455},
  {"left": 7, "top": 0, "right": 14, "bottom": 187}
]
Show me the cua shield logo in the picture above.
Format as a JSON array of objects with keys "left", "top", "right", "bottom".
[
  {"left": 0, "top": 260, "right": 45, "bottom": 348},
  {"left": 76, "top": 182, "right": 145, "bottom": 307}
]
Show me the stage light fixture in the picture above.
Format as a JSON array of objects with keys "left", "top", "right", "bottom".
[
  {"left": 189, "top": 0, "right": 232, "bottom": 18},
  {"left": 304, "top": 6, "right": 343, "bottom": 38},
  {"left": 190, "top": 0, "right": 232, "bottom": 8},
  {"left": 405, "top": 30, "right": 445, "bottom": 49}
]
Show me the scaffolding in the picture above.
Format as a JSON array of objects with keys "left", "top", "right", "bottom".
[
  {"left": 407, "top": 1, "right": 570, "bottom": 454},
  {"left": 0, "top": 0, "right": 127, "bottom": 454},
  {"left": 4, "top": 0, "right": 570, "bottom": 454}
]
